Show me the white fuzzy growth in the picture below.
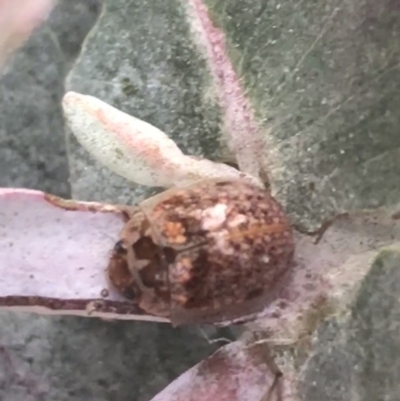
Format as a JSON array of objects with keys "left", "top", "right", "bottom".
[
  {"left": 227, "top": 213, "right": 247, "bottom": 228},
  {"left": 261, "top": 254, "right": 270, "bottom": 263},
  {"left": 62, "top": 92, "right": 254, "bottom": 188},
  {"left": 214, "top": 232, "right": 235, "bottom": 255},
  {"left": 201, "top": 203, "right": 228, "bottom": 231}
]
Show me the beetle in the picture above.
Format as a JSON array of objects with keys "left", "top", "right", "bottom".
[{"left": 107, "top": 178, "right": 295, "bottom": 326}]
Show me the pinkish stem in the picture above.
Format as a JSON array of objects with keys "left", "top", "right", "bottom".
[
  {"left": 0, "top": 0, "right": 55, "bottom": 68},
  {"left": 187, "top": 0, "right": 267, "bottom": 182}
]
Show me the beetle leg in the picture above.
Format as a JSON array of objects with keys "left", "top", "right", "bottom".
[
  {"left": 294, "top": 211, "right": 350, "bottom": 244},
  {"left": 243, "top": 329, "right": 285, "bottom": 401},
  {"left": 118, "top": 205, "right": 140, "bottom": 222},
  {"left": 198, "top": 326, "right": 237, "bottom": 345},
  {"left": 258, "top": 342, "right": 283, "bottom": 401},
  {"left": 125, "top": 245, "right": 153, "bottom": 295}
]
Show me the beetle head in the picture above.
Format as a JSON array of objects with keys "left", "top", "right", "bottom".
[{"left": 107, "top": 208, "right": 171, "bottom": 318}]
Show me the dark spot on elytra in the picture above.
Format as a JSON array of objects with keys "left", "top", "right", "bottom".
[
  {"left": 122, "top": 286, "right": 138, "bottom": 300},
  {"left": 132, "top": 236, "right": 160, "bottom": 260},
  {"left": 114, "top": 240, "right": 127, "bottom": 255},
  {"left": 182, "top": 249, "right": 211, "bottom": 308},
  {"left": 214, "top": 181, "right": 231, "bottom": 187},
  {"left": 245, "top": 288, "right": 263, "bottom": 300},
  {"left": 163, "top": 247, "right": 177, "bottom": 264}
]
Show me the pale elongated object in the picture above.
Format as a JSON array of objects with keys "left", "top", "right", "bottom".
[
  {"left": 0, "top": 0, "right": 55, "bottom": 68},
  {"left": 62, "top": 92, "right": 261, "bottom": 188}
]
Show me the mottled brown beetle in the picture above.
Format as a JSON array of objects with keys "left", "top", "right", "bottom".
[{"left": 107, "top": 179, "right": 294, "bottom": 326}]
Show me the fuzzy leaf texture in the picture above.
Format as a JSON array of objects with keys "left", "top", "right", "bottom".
[{"left": 1, "top": 0, "right": 400, "bottom": 400}]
